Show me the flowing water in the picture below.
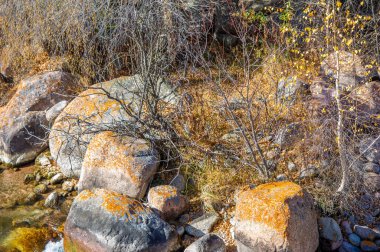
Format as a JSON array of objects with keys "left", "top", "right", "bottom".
[{"left": 0, "top": 165, "right": 67, "bottom": 252}]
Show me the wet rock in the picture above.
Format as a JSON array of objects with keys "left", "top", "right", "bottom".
[
  {"left": 61, "top": 199, "right": 73, "bottom": 215},
  {"left": 0, "top": 71, "right": 77, "bottom": 166},
  {"left": 78, "top": 131, "right": 159, "bottom": 199},
  {"left": 339, "top": 241, "right": 361, "bottom": 252},
  {"left": 50, "top": 173, "right": 64, "bottom": 185},
  {"left": 34, "top": 184, "right": 48, "bottom": 194},
  {"left": 234, "top": 181, "right": 319, "bottom": 252},
  {"left": 22, "top": 192, "right": 39, "bottom": 205},
  {"left": 44, "top": 192, "right": 58, "bottom": 208},
  {"left": 64, "top": 188, "right": 178, "bottom": 252},
  {"left": 170, "top": 174, "right": 186, "bottom": 192},
  {"left": 184, "top": 233, "right": 226, "bottom": 252},
  {"left": 185, "top": 213, "right": 220, "bottom": 238},
  {"left": 24, "top": 174, "right": 35, "bottom": 184},
  {"left": 360, "top": 240, "right": 378, "bottom": 251},
  {"left": 147, "top": 185, "right": 188, "bottom": 221},
  {"left": 348, "top": 233, "right": 361, "bottom": 246},
  {"left": 318, "top": 217, "right": 343, "bottom": 251},
  {"left": 354, "top": 225, "right": 380, "bottom": 241}
]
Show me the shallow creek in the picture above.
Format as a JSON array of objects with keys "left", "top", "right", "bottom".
[{"left": 0, "top": 165, "right": 67, "bottom": 252}]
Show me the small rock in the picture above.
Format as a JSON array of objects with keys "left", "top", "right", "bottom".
[
  {"left": 300, "top": 165, "right": 318, "bottom": 179},
  {"left": 179, "top": 214, "right": 190, "bottom": 224},
  {"left": 24, "top": 174, "right": 35, "bottom": 184},
  {"left": 339, "top": 241, "right": 361, "bottom": 252},
  {"left": 34, "top": 184, "right": 48, "bottom": 194},
  {"left": 341, "top": 221, "right": 353, "bottom": 235},
  {"left": 47, "top": 171, "right": 57, "bottom": 179},
  {"left": 276, "top": 174, "right": 287, "bottom": 181},
  {"left": 22, "top": 192, "right": 39, "bottom": 205},
  {"left": 360, "top": 240, "right": 379, "bottom": 251},
  {"left": 354, "top": 225, "right": 380, "bottom": 241},
  {"left": 50, "top": 173, "right": 64, "bottom": 185},
  {"left": 170, "top": 174, "right": 186, "bottom": 192},
  {"left": 35, "top": 173, "right": 42, "bottom": 182},
  {"left": 185, "top": 213, "right": 220, "bottom": 238},
  {"left": 184, "top": 233, "right": 226, "bottom": 252},
  {"left": 177, "top": 226, "right": 185, "bottom": 236},
  {"left": 364, "top": 172, "right": 380, "bottom": 192},
  {"left": 363, "top": 163, "right": 380, "bottom": 174},
  {"left": 44, "top": 192, "right": 58, "bottom": 208},
  {"left": 318, "top": 217, "right": 343, "bottom": 251},
  {"left": 60, "top": 199, "right": 73, "bottom": 215},
  {"left": 147, "top": 185, "right": 188, "bottom": 221},
  {"left": 348, "top": 233, "right": 361, "bottom": 246},
  {"left": 287, "top": 161, "right": 296, "bottom": 172},
  {"left": 62, "top": 180, "right": 75, "bottom": 192},
  {"left": 38, "top": 156, "right": 51, "bottom": 167}
]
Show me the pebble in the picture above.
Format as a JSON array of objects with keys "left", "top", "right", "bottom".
[
  {"left": 276, "top": 174, "right": 287, "bottom": 181},
  {"left": 360, "top": 240, "right": 378, "bottom": 251},
  {"left": 50, "top": 173, "right": 64, "bottom": 184},
  {"left": 22, "top": 192, "right": 39, "bottom": 205},
  {"left": 62, "top": 180, "right": 75, "bottom": 192},
  {"left": 341, "top": 220, "right": 353, "bottom": 235},
  {"left": 348, "top": 233, "right": 361, "bottom": 246},
  {"left": 24, "top": 174, "right": 35, "bottom": 184},
  {"left": 287, "top": 161, "right": 296, "bottom": 172},
  {"left": 177, "top": 226, "right": 185, "bottom": 236},
  {"left": 179, "top": 214, "right": 190, "bottom": 224},
  {"left": 354, "top": 225, "right": 380, "bottom": 241},
  {"left": 34, "top": 184, "right": 48, "bottom": 194},
  {"left": 299, "top": 165, "right": 318, "bottom": 179},
  {"left": 44, "top": 192, "right": 58, "bottom": 208},
  {"left": 339, "top": 241, "right": 361, "bottom": 252}
]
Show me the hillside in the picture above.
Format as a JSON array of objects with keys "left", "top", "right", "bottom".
[{"left": 0, "top": 0, "right": 380, "bottom": 252}]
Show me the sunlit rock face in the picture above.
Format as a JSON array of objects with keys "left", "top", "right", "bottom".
[{"left": 234, "top": 181, "right": 319, "bottom": 252}]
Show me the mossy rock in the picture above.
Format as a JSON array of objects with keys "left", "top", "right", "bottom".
[{"left": 2, "top": 227, "right": 54, "bottom": 252}]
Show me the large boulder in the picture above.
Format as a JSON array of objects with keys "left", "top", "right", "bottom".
[
  {"left": 0, "top": 71, "right": 77, "bottom": 165},
  {"left": 348, "top": 81, "right": 380, "bottom": 118},
  {"left": 77, "top": 131, "right": 159, "bottom": 199},
  {"left": 234, "top": 181, "right": 319, "bottom": 252},
  {"left": 64, "top": 188, "right": 178, "bottom": 252},
  {"left": 49, "top": 75, "right": 177, "bottom": 177},
  {"left": 320, "top": 51, "right": 378, "bottom": 91}
]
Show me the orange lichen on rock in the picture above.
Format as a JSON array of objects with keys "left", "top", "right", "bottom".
[
  {"left": 100, "top": 190, "right": 149, "bottom": 219},
  {"left": 235, "top": 181, "right": 304, "bottom": 235}
]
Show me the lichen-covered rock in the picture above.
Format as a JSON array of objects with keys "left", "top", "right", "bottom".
[
  {"left": 185, "top": 213, "right": 220, "bottom": 238},
  {"left": 49, "top": 75, "right": 177, "bottom": 177},
  {"left": 147, "top": 185, "right": 188, "bottom": 220},
  {"left": 277, "top": 77, "right": 309, "bottom": 106},
  {"left": 77, "top": 131, "right": 159, "bottom": 199},
  {"left": 0, "top": 71, "right": 77, "bottom": 165},
  {"left": 234, "top": 181, "right": 319, "bottom": 252},
  {"left": 64, "top": 188, "right": 178, "bottom": 252}
]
